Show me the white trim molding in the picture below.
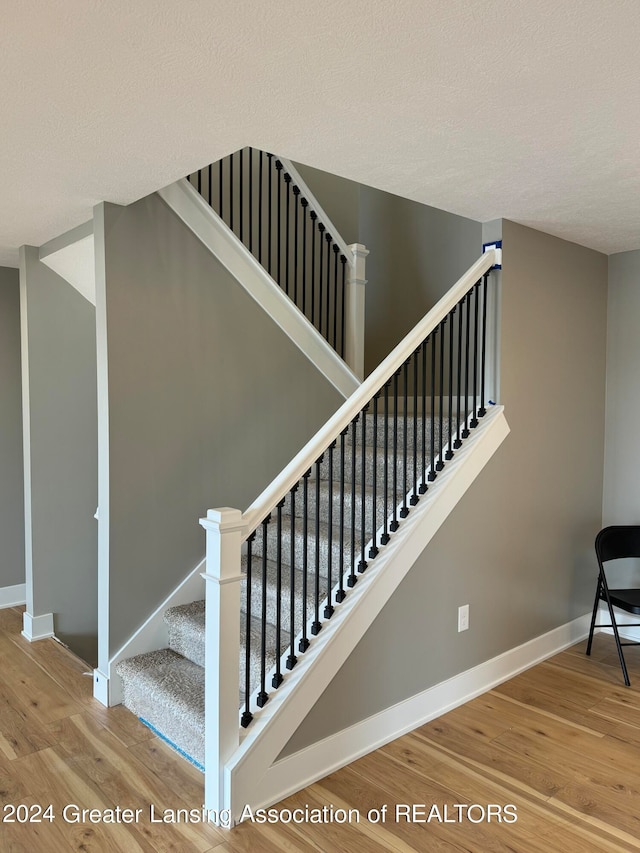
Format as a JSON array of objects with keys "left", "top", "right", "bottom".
[
  {"left": 0, "top": 583, "right": 26, "bottom": 609},
  {"left": 22, "top": 611, "right": 55, "bottom": 642},
  {"left": 157, "top": 179, "right": 359, "bottom": 400},
  {"left": 249, "top": 611, "right": 591, "bottom": 817},
  {"left": 95, "top": 558, "right": 207, "bottom": 707}
]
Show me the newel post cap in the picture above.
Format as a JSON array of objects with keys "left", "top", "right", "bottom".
[{"left": 199, "top": 507, "right": 245, "bottom": 533}]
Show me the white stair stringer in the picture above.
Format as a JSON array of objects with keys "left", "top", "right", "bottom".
[
  {"left": 157, "top": 178, "right": 359, "bottom": 399},
  {"left": 225, "top": 405, "right": 509, "bottom": 819}
]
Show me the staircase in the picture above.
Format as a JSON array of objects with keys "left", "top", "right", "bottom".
[
  {"left": 116, "top": 413, "right": 453, "bottom": 768},
  {"left": 110, "top": 147, "right": 507, "bottom": 822}
]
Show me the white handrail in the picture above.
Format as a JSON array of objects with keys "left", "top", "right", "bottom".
[
  {"left": 241, "top": 249, "right": 498, "bottom": 536},
  {"left": 277, "top": 157, "right": 355, "bottom": 267}
]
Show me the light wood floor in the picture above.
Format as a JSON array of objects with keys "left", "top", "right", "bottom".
[{"left": 2, "top": 606, "right": 640, "bottom": 852}]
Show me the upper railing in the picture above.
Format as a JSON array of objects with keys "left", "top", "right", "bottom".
[{"left": 188, "top": 148, "right": 365, "bottom": 373}]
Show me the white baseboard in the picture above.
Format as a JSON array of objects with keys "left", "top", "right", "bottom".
[
  {"left": 256, "top": 612, "right": 592, "bottom": 815},
  {"left": 0, "top": 583, "right": 26, "bottom": 609},
  {"left": 97, "top": 558, "right": 207, "bottom": 707},
  {"left": 21, "top": 611, "right": 55, "bottom": 641},
  {"left": 596, "top": 602, "right": 640, "bottom": 643}
]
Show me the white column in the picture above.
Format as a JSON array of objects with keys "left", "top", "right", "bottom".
[
  {"left": 200, "top": 507, "right": 246, "bottom": 816},
  {"left": 344, "top": 243, "right": 368, "bottom": 380}
]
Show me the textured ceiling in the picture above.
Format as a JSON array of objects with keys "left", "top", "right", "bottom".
[{"left": 1, "top": 0, "right": 639, "bottom": 267}]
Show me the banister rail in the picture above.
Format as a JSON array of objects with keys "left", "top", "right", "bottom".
[{"left": 240, "top": 248, "right": 498, "bottom": 537}]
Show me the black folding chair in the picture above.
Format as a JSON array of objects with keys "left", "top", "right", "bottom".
[{"left": 586, "top": 526, "right": 640, "bottom": 686}]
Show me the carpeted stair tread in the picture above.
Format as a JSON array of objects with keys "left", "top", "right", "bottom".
[
  {"left": 115, "top": 648, "right": 204, "bottom": 765},
  {"left": 164, "top": 599, "right": 291, "bottom": 701},
  {"left": 257, "top": 515, "right": 359, "bottom": 578},
  {"left": 165, "top": 600, "right": 205, "bottom": 667},
  {"left": 241, "top": 555, "right": 329, "bottom": 637}
]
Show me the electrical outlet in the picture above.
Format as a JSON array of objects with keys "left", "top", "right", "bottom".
[{"left": 458, "top": 604, "right": 469, "bottom": 632}]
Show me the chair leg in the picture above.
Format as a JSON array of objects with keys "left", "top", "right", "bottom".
[
  {"left": 586, "top": 576, "right": 602, "bottom": 657},
  {"left": 604, "top": 593, "right": 631, "bottom": 687}
]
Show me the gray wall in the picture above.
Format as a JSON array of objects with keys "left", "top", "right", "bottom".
[
  {"left": 0, "top": 267, "right": 25, "bottom": 590},
  {"left": 295, "top": 162, "right": 481, "bottom": 376},
  {"left": 603, "top": 250, "right": 640, "bottom": 526},
  {"left": 284, "top": 220, "right": 608, "bottom": 754},
  {"left": 20, "top": 248, "right": 98, "bottom": 664},
  {"left": 97, "top": 196, "right": 343, "bottom": 661}
]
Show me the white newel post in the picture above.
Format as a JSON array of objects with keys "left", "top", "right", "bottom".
[
  {"left": 344, "top": 243, "right": 368, "bottom": 380},
  {"left": 200, "top": 507, "right": 245, "bottom": 818}
]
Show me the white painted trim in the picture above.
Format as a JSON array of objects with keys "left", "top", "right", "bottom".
[
  {"left": 40, "top": 233, "right": 96, "bottom": 306},
  {"left": 157, "top": 179, "right": 359, "bottom": 400},
  {"left": 18, "top": 247, "right": 34, "bottom": 615},
  {"left": 21, "top": 611, "right": 55, "bottom": 642},
  {"left": 277, "top": 158, "right": 355, "bottom": 265},
  {"left": 99, "top": 558, "right": 207, "bottom": 706},
  {"left": 0, "top": 583, "right": 26, "bottom": 609},
  {"left": 596, "top": 602, "right": 640, "bottom": 643},
  {"left": 93, "top": 668, "right": 110, "bottom": 706},
  {"left": 227, "top": 405, "right": 510, "bottom": 816},
  {"left": 242, "top": 250, "right": 499, "bottom": 537},
  {"left": 254, "top": 611, "right": 591, "bottom": 816}
]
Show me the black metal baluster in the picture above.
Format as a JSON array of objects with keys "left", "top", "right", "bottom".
[
  {"left": 359, "top": 404, "right": 368, "bottom": 572},
  {"left": 454, "top": 296, "right": 463, "bottom": 449},
  {"left": 208, "top": 163, "right": 212, "bottom": 208},
  {"left": 390, "top": 371, "right": 400, "bottom": 531},
  {"left": 318, "top": 223, "right": 325, "bottom": 333},
  {"left": 293, "top": 186, "right": 300, "bottom": 306},
  {"left": 479, "top": 273, "right": 489, "bottom": 417},
  {"left": 284, "top": 173, "right": 292, "bottom": 296},
  {"left": 462, "top": 291, "right": 471, "bottom": 439},
  {"left": 219, "top": 159, "right": 224, "bottom": 220},
  {"left": 229, "top": 152, "right": 234, "bottom": 234},
  {"left": 348, "top": 416, "right": 358, "bottom": 585},
  {"left": 258, "top": 150, "right": 263, "bottom": 263},
  {"left": 301, "top": 199, "right": 308, "bottom": 316},
  {"left": 411, "top": 349, "right": 419, "bottom": 504},
  {"left": 299, "top": 471, "right": 311, "bottom": 653},
  {"left": 437, "top": 319, "right": 445, "bottom": 471},
  {"left": 311, "top": 455, "right": 323, "bottom": 635},
  {"left": 256, "top": 515, "right": 270, "bottom": 708},
  {"left": 471, "top": 281, "right": 480, "bottom": 428},
  {"left": 272, "top": 499, "right": 285, "bottom": 689},
  {"left": 324, "top": 441, "right": 336, "bottom": 617},
  {"left": 333, "top": 244, "right": 339, "bottom": 350},
  {"left": 370, "top": 393, "right": 379, "bottom": 558},
  {"left": 381, "top": 381, "right": 390, "bottom": 545},
  {"left": 400, "top": 362, "right": 409, "bottom": 518},
  {"left": 428, "top": 331, "right": 437, "bottom": 481},
  {"left": 267, "top": 153, "right": 273, "bottom": 275},
  {"left": 310, "top": 212, "right": 318, "bottom": 326},
  {"left": 286, "top": 484, "right": 298, "bottom": 670},
  {"left": 276, "top": 160, "right": 283, "bottom": 285},
  {"left": 340, "top": 255, "right": 347, "bottom": 358},
  {"left": 241, "top": 531, "right": 256, "bottom": 727},
  {"left": 325, "top": 233, "right": 332, "bottom": 342},
  {"left": 446, "top": 309, "right": 455, "bottom": 460},
  {"left": 197, "top": 168, "right": 202, "bottom": 194},
  {"left": 239, "top": 149, "right": 244, "bottom": 244},
  {"left": 336, "top": 428, "right": 347, "bottom": 603},
  {"left": 419, "top": 342, "right": 428, "bottom": 493},
  {"left": 249, "top": 148, "right": 253, "bottom": 252}
]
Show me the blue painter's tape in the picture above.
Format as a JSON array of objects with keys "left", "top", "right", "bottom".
[{"left": 138, "top": 717, "right": 205, "bottom": 773}]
